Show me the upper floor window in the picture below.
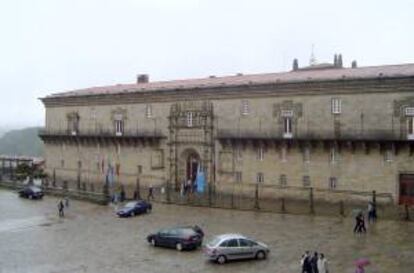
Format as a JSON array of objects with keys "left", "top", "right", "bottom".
[
  {"left": 406, "top": 108, "right": 414, "bottom": 139},
  {"left": 114, "top": 113, "right": 124, "bottom": 136},
  {"left": 281, "top": 110, "right": 293, "bottom": 138},
  {"left": 303, "top": 147, "right": 310, "bottom": 163},
  {"left": 235, "top": 172, "right": 242, "bottom": 183},
  {"left": 329, "top": 177, "right": 337, "bottom": 189},
  {"left": 241, "top": 100, "right": 250, "bottom": 116},
  {"left": 257, "top": 147, "right": 264, "bottom": 161},
  {"left": 280, "top": 174, "right": 287, "bottom": 186},
  {"left": 257, "top": 172, "right": 264, "bottom": 183},
  {"left": 146, "top": 104, "right": 152, "bottom": 118},
  {"left": 67, "top": 113, "right": 79, "bottom": 135},
  {"left": 235, "top": 146, "right": 243, "bottom": 161},
  {"left": 330, "top": 146, "right": 337, "bottom": 163},
  {"left": 186, "top": 112, "right": 193, "bottom": 127},
  {"left": 331, "top": 98, "right": 342, "bottom": 114}
]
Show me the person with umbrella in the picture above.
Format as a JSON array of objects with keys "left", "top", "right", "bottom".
[{"left": 354, "top": 258, "right": 370, "bottom": 273}]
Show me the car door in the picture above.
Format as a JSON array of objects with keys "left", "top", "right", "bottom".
[
  {"left": 224, "top": 239, "right": 240, "bottom": 260},
  {"left": 238, "top": 239, "right": 255, "bottom": 259},
  {"left": 157, "top": 229, "right": 169, "bottom": 246}
]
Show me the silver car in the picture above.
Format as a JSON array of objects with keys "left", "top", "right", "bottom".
[{"left": 203, "top": 234, "right": 270, "bottom": 264}]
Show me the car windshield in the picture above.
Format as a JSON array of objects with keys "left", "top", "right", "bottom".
[
  {"left": 124, "top": 202, "right": 137, "bottom": 208},
  {"left": 208, "top": 236, "right": 223, "bottom": 246}
]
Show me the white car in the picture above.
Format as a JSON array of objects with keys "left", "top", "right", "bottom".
[{"left": 203, "top": 234, "right": 270, "bottom": 264}]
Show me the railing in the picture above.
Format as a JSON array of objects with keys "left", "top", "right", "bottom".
[
  {"left": 39, "top": 128, "right": 165, "bottom": 138},
  {"left": 217, "top": 128, "right": 409, "bottom": 141}
]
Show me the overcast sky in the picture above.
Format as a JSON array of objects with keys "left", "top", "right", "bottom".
[{"left": 1, "top": 0, "right": 413, "bottom": 128}]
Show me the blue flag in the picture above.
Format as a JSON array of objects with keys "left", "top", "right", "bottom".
[{"left": 196, "top": 164, "right": 205, "bottom": 193}]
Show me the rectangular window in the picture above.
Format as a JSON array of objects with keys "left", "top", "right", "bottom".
[
  {"left": 115, "top": 120, "right": 124, "bottom": 136},
  {"left": 329, "top": 177, "right": 337, "bottom": 189},
  {"left": 303, "top": 175, "right": 311, "bottom": 187},
  {"left": 257, "top": 172, "right": 264, "bottom": 183},
  {"left": 241, "top": 100, "right": 249, "bottom": 115},
  {"left": 257, "top": 147, "right": 264, "bottom": 161},
  {"left": 78, "top": 161, "right": 82, "bottom": 169},
  {"left": 330, "top": 147, "right": 337, "bottom": 163},
  {"left": 280, "top": 146, "right": 287, "bottom": 162},
  {"left": 235, "top": 146, "right": 242, "bottom": 161},
  {"left": 146, "top": 104, "right": 152, "bottom": 118},
  {"left": 137, "top": 165, "right": 142, "bottom": 174},
  {"left": 186, "top": 112, "right": 193, "bottom": 127},
  {"left": 408, "top": 117, "right": 414, "bottom": 139},
  {"left": 385, "top": 149, "right": 393, "bottom": 162},
  {"left": 61, "top": 159, "right": 65, "bottom": 168},
  {"left": 235, "top": 172, "right": 242, "bottom": 183},
  {"left": 331, "top": 98, "right": 341, "bottom": 114},
  {"left": 280, "top": 174, "right": 287, "bottom": 186},
  {"left": 283, "top": 117, "right": 293, "bottom": 138},
  {"left": 303, "top": 147, "right": 310, "bottom": 163}
]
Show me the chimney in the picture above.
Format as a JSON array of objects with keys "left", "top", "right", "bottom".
[
  {"left": 137, "top": 74, "right": 149, "bottom": 84},
  {"left": 334, "top": 54, "right": 338, "bottom": 67},
  {"left": 351, "top": 60, "right": 358, "bottom": 68},
  {"left": 337, "top": 54, "right": 343, "bottom": 68},
  {"left": 292, "top": 58, "right": 299, "bottom": 71}
]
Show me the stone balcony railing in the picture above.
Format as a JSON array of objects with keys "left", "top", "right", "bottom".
[
  {"left": 39, "top": 128, "right": 166, "bottom": 141},
  {"left": 216, "top": 128, "right": 413, "bottom": 142}
]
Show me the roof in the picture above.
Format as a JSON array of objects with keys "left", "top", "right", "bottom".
[{"left": 45, "top": 63, "right": 414, "bottom": 99}]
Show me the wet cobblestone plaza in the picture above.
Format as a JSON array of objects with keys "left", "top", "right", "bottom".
[{"left": 0, "top": 189, "right": 413, "bottom": 273}]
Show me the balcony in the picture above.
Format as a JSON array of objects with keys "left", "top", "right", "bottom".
[{"left": 39, "top": 129, "right": 165, "bottom": 145}]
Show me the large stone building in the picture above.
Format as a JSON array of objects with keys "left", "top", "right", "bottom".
[{"left": 40, "top": 56, "right": 414, "bottom": 206}]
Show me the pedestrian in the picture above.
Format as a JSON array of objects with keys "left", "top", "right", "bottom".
[
  {"left": 180, "top": 181, "right": 184, "bottom": 197},
  {"left": 187, "top": 179, "right": 192, "bottom": 194},
  {"left": 357, "top": 213, "right": 367, "bottom": 233},
  {"left": 64, "top": 196, "right": 69, "bottom": 208},
  {"left": 133, "top": 190, "right": 138, "bottom": 200},
  {"left": 120, "top": 189, "right": 125, "bottom": 202},
  {"left": 355, "top": 265, "right": 365, "bottom": 273},
  {"left": 354, "top": 212, "right": 363, "bottom": 233},
  {"left": 368, "top": 202, "right": 374, "bottom": 223},
  {"left": 317, "top": 253, "right": 329, "bottom": 273},
  {"left": 301, "top": 251, "right": 312, "bottom": 273},
  {"left": 148, "top": 185, "right": 154, "bottom": 200},
  {"left": 58, "top": 200, "right": 64, "bottom": 217},
  {"left": 310, "top": 251, "right": 319, "bottom": 273}
]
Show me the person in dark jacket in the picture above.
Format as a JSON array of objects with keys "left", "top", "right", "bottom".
[
  {"left": 58, "top": 200, "right": 64, "bottom": 217},
  {"left": 310, "top": 252, "right": 319, "bottom": 273},
  {"left": 301, "top": 251, "right": 312, "bottom": 273}
]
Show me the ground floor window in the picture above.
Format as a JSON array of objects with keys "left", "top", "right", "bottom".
[
  {"left": 303, "top": 175, "right": 311, "bottom": 187},
  {"left": 329, "top": 177, "right": 337, "bottom": 189},
  {"left": 257, "top": 172, "right": 264, "bottom": 183},
  {"left": 280, "top": 174, "right": 287, "bottom": 186}
]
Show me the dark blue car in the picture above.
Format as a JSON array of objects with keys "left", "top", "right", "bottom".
[
  {"left": 147, "top": 226, "right": 204, "bottom": 251},
  {"left": 18, "top": 186, "right": 44, "bottom": 199},
  {"left": 116, "top": 200, "right": 152, "bottom": 217}
]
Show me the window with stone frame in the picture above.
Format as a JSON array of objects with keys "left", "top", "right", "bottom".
[
  {"left": 384, "top": 148, "right": 393, "bottom": 162},
  {"left": 280, "top": 145, "right": 287, "bottom": 162},
  {"left": 303, "top": 146, "right": 310, "bottom": 163},
  {"left": 186, "top": 112, "right": 193, "bottom": 127},
  {"left": 330, "top": 146, "right": 337, "bottom": 163},
  {"left": 329, "top": 177, "right": 337, "bottom": 189},
  {"left": 257, "top": 146, "right": 264, "bottom": 161},
  {"left": 114, "top": 113, "right": 124, "bottom": 136},
  {"left": 406, "top": 107, "right": 414, "bottom": 139},
  {"left": 241, "top": 100, "right": 250, "bottom": 116},
  {"left": 331, "top": 98, "right": 342, "bottom": 114},
  {"left": 303, "top": 175, "right": 311, "bottom": 187},
  {"left": 280, "top": 174, "right": 287, "bottom": 186},
  {"left": 235, "top": 146, "right": 243, "bottom": 161},
  {"left": 67, "top": 113, "right": 79, "bottom": 135},
  {"left": 257, "top": 172, "right": 264, "bottom": 183},
  {"left": 146, "top": 104, "right": 153, "bottom": 118},
  {"left": 281, "top": 110, "right": 293, "bottom": 138},
  {"left": 235, "top": 172, "right": 242, "bottom": 183}
]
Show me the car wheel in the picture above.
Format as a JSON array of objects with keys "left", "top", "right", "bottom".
[
  {"left": 256, "top": 250, "right": 266, "bottom": 260},
  {"left": 130, "top": 211, "right": 135, "bottom": 217},
  {"left": 28, "top": 195, "right": 33, "bottom": 199},
  {"left": 217, "top": 255, "right": 226, "bottom": 264},
  {"left": 151, "top": 239, "right": 156, "bottom": 247},
  {"left": 176, "top": 243, "right": 183, "bottom": 251}
]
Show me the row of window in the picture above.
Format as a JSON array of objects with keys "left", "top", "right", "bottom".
[
  {"left": 236, "top": 172, "right": 338, "bottom": 189},
  {"left": 238, "top": 146, "right": 397, "bottom": 162}
]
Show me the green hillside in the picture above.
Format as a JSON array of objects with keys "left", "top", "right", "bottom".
[{"left": 0, "top": 127, "right": 44, "bottom": 157}]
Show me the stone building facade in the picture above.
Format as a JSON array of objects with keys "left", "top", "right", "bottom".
[{"left": 40, "top": 58, "right": 414, "bottom": 205}]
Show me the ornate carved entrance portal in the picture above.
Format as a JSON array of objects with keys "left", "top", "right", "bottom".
[{"left": 168, "top": 101, "right": 215, "bottom": 190}]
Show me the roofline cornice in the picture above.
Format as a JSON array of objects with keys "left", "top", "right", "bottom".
[{"left": 41, "top": 77, "right": 414, "bottom": 108}]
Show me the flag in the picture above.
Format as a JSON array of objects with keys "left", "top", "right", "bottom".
[{"left": 196, "top": 164, "right": 205, "bottom": 193}]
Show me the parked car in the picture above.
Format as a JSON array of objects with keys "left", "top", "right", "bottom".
[
  {"left": 147, "top": 226, "right": 204, "bottom": 251},
  {"left": 204, "top": 234, "right": 270, "bottom": 264},
  {"left": 18, "top": 186, "right": 44, "bottom": 199},
  {"left": 116, "top": 200, "right": 152, "bottom": 217}
]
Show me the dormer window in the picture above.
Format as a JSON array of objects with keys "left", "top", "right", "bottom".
[
  {"left": 281, "top": 110, "right": 293, "bottom": 138},
  {"left": 241, "top": 100, "right": 250, "bottom": 116},
  {"left": 146, "top": 104, "right": 152, "bottom": 118},
  {"left": 331, "top": 98, "right": 342, "bottom": 114}
]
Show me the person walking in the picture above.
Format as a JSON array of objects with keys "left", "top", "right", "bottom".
[
  {"left": 310, "top": 251, "right": 319, "bottom": 273},
  {"left": 317, "top": 253, "right": 329, "bottom": 273},
  {"left": 357, "top": 213, "right": 367, "bottom": 233},
  {"left": 147, "top": 185, "right": 154, "bottom": 200},
  {"left": 120, "top": 189, "right": 125, "bottom": 202},
  {"left": 64, "top": 197, "right": 70, "bottom": 208},
  {"left": 301, "top": 251, "right": 312, "bottom": 273},
  {"left": 133, "top": 190, "right": 138, "bottom": 200},
  {"left": 368, "top": 202, "right": 374, "bottom": 223},
  {"left": 58, "top": 200, "right": 64, "bottom": 217}
]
